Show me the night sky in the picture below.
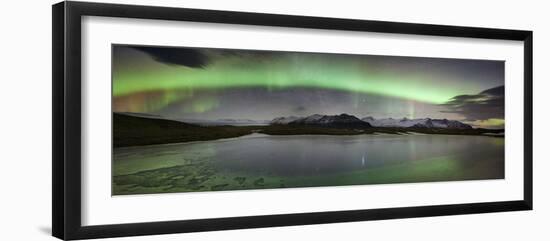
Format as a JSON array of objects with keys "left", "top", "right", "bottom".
[{"left": 112, "top": 45, "right": 505, "bottom": 128}]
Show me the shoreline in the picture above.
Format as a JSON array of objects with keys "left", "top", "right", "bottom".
[{"left": 114, "top": 128, "right": 504, "bottom": 149}]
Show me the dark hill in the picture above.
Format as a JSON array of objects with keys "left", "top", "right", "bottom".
[{"left": 113, "top": 113, "right": 253, "bottom": 147}]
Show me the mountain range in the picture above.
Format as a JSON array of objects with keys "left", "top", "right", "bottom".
[
  {"left": 272, "top": 114, "right": 472, "bottom": 129},
  {"left": 113, "top": 112, "right": 497, "bottom": 147},
  {"left": 287, "top": 114, "right": 372, "bottom": 128},
  {"left": 119, "top": 112, "right": 473, "bottom": 129},
  {"left": 362, "top": 116, "right": 472, "bottom": 129},
  {"left": 180, "top": 118, "right": 269, "bottom": 126}
]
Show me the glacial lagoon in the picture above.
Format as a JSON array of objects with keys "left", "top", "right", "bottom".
[{"left": 112, "top": 133, "right": 504, "bottom": 195}]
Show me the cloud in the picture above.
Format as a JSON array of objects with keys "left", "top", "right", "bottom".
[
  {"left": 467, "top": 118, "right": 505, "bottom": 129},
  {"left": 440, "top": 85, "right": 504, "bottom": 121},
  {"left": 131, "top": 46, "right": 208, "bottom": 68}
]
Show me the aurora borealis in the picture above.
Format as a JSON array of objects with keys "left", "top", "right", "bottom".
[{"left": 112, "top": 45, "right": 505, "bottom": 128}]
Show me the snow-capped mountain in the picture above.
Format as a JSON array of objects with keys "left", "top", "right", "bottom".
[
  {"left": 272, "top": 114, "right": 372, "bottom": 128},
  {"left": 362, "top": 117, "right": 472, "bottom": 129},
  {"left": 215, "top": 118, "right": 269, "bottom": 125},
  {"left": 271, "top": 116, "right": 302, "bottom": 125},
  {"left": 178, "top": 118, "right": 269, "bottom": 126},
  {"left": 430, "top": 119, "right": 473, "bottom": 129},
  {"left": 271, "top": 114, "right": 472, "bottom": 129}
]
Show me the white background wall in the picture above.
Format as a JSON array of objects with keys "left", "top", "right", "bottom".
[{"left": 0, "top": 0, "right": 548, "bottom": 240}]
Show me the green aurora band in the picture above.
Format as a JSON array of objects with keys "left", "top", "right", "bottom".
[{"left": 113, "top": 54, "right": 486, "bottom": 105}]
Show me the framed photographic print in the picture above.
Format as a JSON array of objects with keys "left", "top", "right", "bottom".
[{"left": 52, "top": 1, "right": 533, "bottom": 240}]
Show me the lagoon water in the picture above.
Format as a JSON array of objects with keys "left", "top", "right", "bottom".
[{"left": 113, "top": 134, "right": 504, "bottom": 194}]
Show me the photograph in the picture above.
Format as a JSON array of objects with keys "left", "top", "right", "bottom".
[
  {"left": 111, "top": 45, "right": 505, "bottom": 195},
  {"left": 43, "top": 1, "right": 539, "bottom": 240}
]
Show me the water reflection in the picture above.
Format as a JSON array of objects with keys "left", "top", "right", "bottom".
[{"left": 114, "top": 134, "right": 504, "bottom": 178}]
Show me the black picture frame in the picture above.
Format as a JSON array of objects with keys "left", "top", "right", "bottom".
[{"left": 52, "top": 1, "right": 533, "bottom": 240}]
